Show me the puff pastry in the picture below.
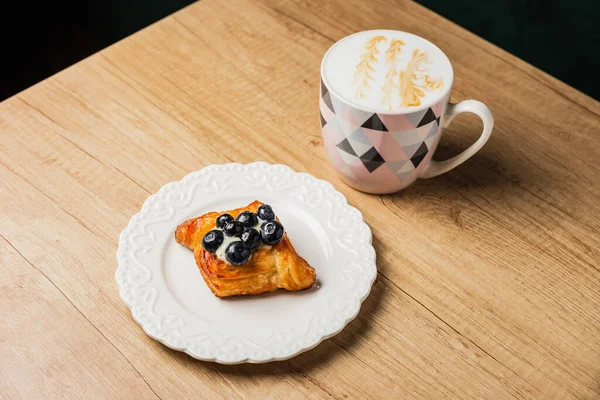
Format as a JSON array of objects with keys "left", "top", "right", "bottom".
[{"left": 175, "top": 200, "right": 317, "bottom": 298}]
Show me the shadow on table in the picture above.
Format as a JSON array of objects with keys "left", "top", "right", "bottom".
[
  {"left": 160, "top": 234, "right": 385, "bottom": 375},
  {"left": 392, "top": 135, "right": 532, "bottom": 199}
]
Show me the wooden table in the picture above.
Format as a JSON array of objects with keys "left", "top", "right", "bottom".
[{"left": 2, "top": 0, "right": 599, "bottom": 398}]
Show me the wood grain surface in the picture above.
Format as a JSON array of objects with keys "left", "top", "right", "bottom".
[{"left": 1, "top": 0, "right": 599, "bottom": 398}]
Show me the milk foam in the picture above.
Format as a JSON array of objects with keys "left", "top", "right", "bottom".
[{"left": 322, "top": 30, "right": 453, "bottom": 113}]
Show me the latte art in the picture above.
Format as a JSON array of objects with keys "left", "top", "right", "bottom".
[{"left": 322, "top": 30, "right": 453, "bottom": 112}]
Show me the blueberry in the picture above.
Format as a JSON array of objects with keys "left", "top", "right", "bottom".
[
  {"left": 241, "top": 228, "right": 261, "bottom": 251},
  {"left": 225, "top": 241, "right": 251, "bottom": 265},
  {"left": 257, "top": 204, "right": 275, "bottom": 221},
  {"left": 223, "top": 221, "right": 245, "bottom": 237},
  {"left": 260, "top": 220, "right": 284, "bottom": 245},
  {"left": 216, "top": 214, "right": 234, "bottom": 229},
  {"left": 236, "top": 211, "right": 259, "bottom": 228},
  {"left": 201, "top": 230, "right": 224, "bottom": 253}
]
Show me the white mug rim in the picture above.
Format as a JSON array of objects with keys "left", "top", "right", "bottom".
[{"left": 320, "top": 29, "right": 455, "bottom": 115}]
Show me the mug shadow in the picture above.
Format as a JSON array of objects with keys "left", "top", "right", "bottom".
[
  {"left": 393, "top": 136, "right": 533, "bottom": 199},
  {"left": 158, "top": 233, "right": 385, "bottom": 376}
]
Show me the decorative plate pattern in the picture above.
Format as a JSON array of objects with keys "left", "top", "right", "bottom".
[{"left": 115, "top": 162, "right": 376, "bottom": 364}]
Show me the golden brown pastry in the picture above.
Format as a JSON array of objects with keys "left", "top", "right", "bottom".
[{"left": 175, "top": 200, "right": 317, "bottom": 298}]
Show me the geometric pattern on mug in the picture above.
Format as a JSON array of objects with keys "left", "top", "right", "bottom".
[{"left": 320, "top": 79, "right": 443, "bottom": 183}]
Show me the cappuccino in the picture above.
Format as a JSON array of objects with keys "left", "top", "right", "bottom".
[{"left": 322, "top": 30, "right": 453, "bottom": 113}]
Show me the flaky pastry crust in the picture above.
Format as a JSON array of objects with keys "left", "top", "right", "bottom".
[{"left": 175, "top": 200, "right": 316, "bottom": 298}]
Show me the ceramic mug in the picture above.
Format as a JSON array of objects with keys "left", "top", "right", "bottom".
[{"left": 319, "top": 30, "right": 494, "bottom": 194}]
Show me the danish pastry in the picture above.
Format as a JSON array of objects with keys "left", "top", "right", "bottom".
[{"left": 175, "top": 200, "right": 317, "bottom": 298}]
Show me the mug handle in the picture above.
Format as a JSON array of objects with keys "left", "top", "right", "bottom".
[{"left": 420, "top": 100, "right": 494, "bottom": 179}]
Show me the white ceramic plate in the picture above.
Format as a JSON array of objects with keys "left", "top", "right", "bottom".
[{"left": 115, "top": 162, "right": 376, "bottom": 364}]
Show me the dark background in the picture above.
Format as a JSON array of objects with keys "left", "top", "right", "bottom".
[{"left": 1, "top": 0, "right": 599, "bottom": 101}]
